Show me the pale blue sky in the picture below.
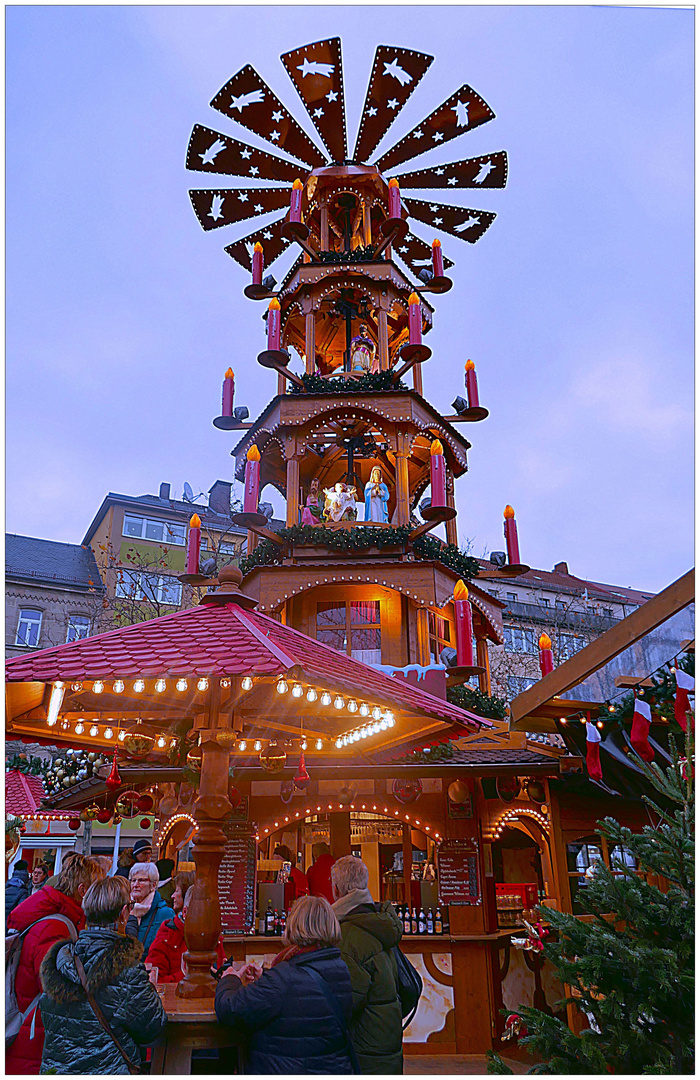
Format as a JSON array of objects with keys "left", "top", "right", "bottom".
[{"left": 6, "top": 6, "right": 693, "bottom": 592}]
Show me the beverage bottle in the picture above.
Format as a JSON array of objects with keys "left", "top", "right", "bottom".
[
  {"left": 279, "top": 910, "right": 286, "bottom": 937},
  {"left": 426, "top": 908, "right": 434, "bottom": 935},
  {"left": 403, "top": 905, "right": 411, "bottom": 935},
  {"left": 257, "top": 907, "right": 265, "bottom": 936},
  {"left": 418, "top": 908, "right": 426, "bottom": 935},
  {"left": 441, "top": 901, "right": 450, "bottom": 935},
  {"left": 411, "top": 907, "right": 418, "bottom": 935},
  {"left": 273, "top": 909, "right": 280, "bottom": 936},
  {"left": 434, "top": 906, "right": 442, "bottom": 935},
  {"left": 265, "top": 900, "right": 274, "bottom": 936}
]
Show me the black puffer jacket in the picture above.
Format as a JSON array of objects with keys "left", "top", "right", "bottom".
[
  {"left": 39, "top": 927, "right": 167, "bottom": 1074},
  {"left": 215, "top": 947, "right": 354, "bottom": 1073}
]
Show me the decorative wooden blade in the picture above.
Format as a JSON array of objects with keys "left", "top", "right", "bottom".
[
  {"left": 281, "top": 38, "right": 347, "bottom": 164},
  {"left": 404, "top": 197, "right": 496, "bottom": 244},
  {"left": 396, "top": 151, "right": 508, "bottom": 190},
  {"left": 392, "top": 230, "right": 454, "bottom": 275},
  {"left": 353, "top": 45, "right": 433, "bottom": 165},
  {"left": 224, "top": 213, "right": 292, "bottom": 271},
  {"left": 189, "top": 187, "right": 291, "bottom": 232},
  {"left": 210, "top": 65, "right": 326, "bottom": 168},
  {"left": 376, "top": 84, "right": 495, "bottom": 172},
  {"left": 186, "top": 124, "right": 302, "bottom": 183}
]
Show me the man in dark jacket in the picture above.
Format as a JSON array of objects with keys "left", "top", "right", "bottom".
[
  {"left": 332, "top": 854, "right": 404, "bottom": 1074},
  {"left": 6, "top": 859, "right": 31, "bottom": 919}
]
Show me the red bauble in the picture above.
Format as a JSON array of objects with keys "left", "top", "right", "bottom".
[
  {"left": 68, "top": 818, "right": 81, "bottom": 831},
  {"left": 136, "top": 794, "right": 154, "bottom": 813},
  {"left": 139, "top": 817, "right": 151, "bottom": 829},
  {"left": 96, "top": 809, "right": 112, "bottom": 824},
  {"left": 228, "top": 784, "right": 243, "bottom": 809},
  {"left": 105, "top": 749, "right": 122, "bottom": 792}
]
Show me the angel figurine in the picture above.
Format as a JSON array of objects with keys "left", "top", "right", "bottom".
[
  {"left": 301, "top": 478, "right": 323, "bottom": 525},
  {"left": 323, "top": 482, "right": 358, "bottom": 522},
  {"left": 350, "top": 324, "right": 378, "bottom": 373},
  {"left": 364, "top": 466, "right": 390, "bottom": 523}
]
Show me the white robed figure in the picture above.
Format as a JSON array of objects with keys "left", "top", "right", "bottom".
[{"left": 364, "top": 466, "right": 390, "bottom": 523}]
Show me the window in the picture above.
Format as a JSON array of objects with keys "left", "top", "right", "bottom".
[
  {"left": 15, "top": 609, "right": 42, "bottom": 647},
  {"left": 488, "top": 589, "right": 498, "bottom": 597},
  {"left": 66, "top": 615, "right": 90, "bottom": 643},
  {"left": 428, "top": 611, "right": 452, "bottom": 665},
  {"left": 566, "top": 837, "right": 603, "bottom": 913},
  {"left": 540, "top": 597, "right": 550, "bottom": 607},
  {"left": 122, "top": 514, "right": 186, "bottom": 546},
  {"left": 555, "top": 600, "right": 566, "bottom": 610},
  {"left": 503, "top": 625, "right": 537, "bottom": 654},
  {"left": 558, "top": 632, "right": 584, "bottom": 660},
  {"left": 316, "top": 601, "right": 381, "bottom": 664},
  {"left": 116, "top": 570, "right": 182, "bottom": 606},
  {"left": 218, "top": 541, "right": 239, "bottom": 555},
  {"left": 507, "top": 676, "right": 536, "bottom": 699},
  {"left": 505, "top": 592, "right": 517, "bottom": 601},
  {"left": 602, "top": 607, "right": 613, "bottom": 617}
]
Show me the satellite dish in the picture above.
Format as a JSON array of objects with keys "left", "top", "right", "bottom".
[{"left": 183, "top": 482, "right": 194, "bottom": 502}]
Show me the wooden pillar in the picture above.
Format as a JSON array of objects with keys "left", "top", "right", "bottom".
[
  {"left": 378, "top": 307, "right": 389, "bottom": 370},
  {"left": 277, "top": 372, "right": 286, "bottom": 396},
  {"left": 305, "top": 312, "right": 316, "bottom": 374},
  {"left": 445, "top": 469, "right": 458, "bottom": 547},
  {"left": 362, "top": 197, "right": 372, "bottom": 247},
  {"left": 476, "top": 637, "right": 491, "bottom": 695},
  {"left": 395, "top": 445, "right": 410, "bottom": 526},
  {"left": 330, "top": 812, "right": 351, "bottom": 859},
  {"left": 320, "top": 201, "right": 329, "bottom": 251},
  {"left": 416, "top": 606, "right": 430, "bottom": 666},
  {"left": 412, "top": 362, "right": 423, "bottom": 396},
  {"left": 286, "top": 455, "right": 300, "bottom": 526},
  {"left": 246, "top": 530, "right": 257, "bottom": 556},
  {"left": 402, "top": 822, "right": 413, "bottom": 908}
]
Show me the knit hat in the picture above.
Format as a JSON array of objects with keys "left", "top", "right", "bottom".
[{"left": 132, "top": 838, "right": 153, "bottom": 856}]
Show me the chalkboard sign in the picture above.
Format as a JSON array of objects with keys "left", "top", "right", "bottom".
[
  {"left": 437, "top": 838, "right": 481, "bottom": 906},
  {"left": 218, "top": 820, "right": 257, "bottom": 933}
]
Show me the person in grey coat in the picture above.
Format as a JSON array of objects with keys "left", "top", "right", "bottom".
[
  {"left": 6, "top": 859, "right": 31, "bottom": 920},
  {"left": 39, "top": 875, "right": 166, "bottom": 1075}
]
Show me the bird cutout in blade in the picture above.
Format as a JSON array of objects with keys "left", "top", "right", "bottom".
[
  {"left": 353, "top": 45, "right": 433, "bottom": 165},
  {"left": 396, "top": 151, "right": 508, "bottom": 189},
  {"left": 224, "top": 213, "right": 293, "bottom": 271},
  {"left": 392, "top": 230, "right": 454, "bottom": 277},
  {"left": 281, "top": 38, "right": 347, "bottom": 164},
  {"left": 210, "top": 65, "right": 326, "bottom": 168},
  {"left": 186, "top": 125, "right": 303, "bottom": 183},
  {"left": 376, "top": 84, "right": 495, "bottom": 172},
  {"left": 404, "top": 197, "right": 496, "bottom": 244},
  {"left": 189, "top": 187, "right": 292, "bottom": 232}
]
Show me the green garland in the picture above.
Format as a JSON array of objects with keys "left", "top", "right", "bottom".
[
  {"left": 398, "top": 742, "right": 455, "bottom": 764},
  {"left": 316, "top": 245, "right": 377, "bottom": 265},
  {"left": 411, "top": 535, "right": 480, "bottom": 581},
  {"left": 5, "top": 753, "right": 49, "bottom": 778},
  {"left": 446, "top": 684, "right": 508, "bottom": 720},
  {"left": 289, "top": 370, "right": 407, "bottom": 395},
  {"left": 597, "top": 653, "right": 694, "bottom": 729},
  {"left": 6, "top": 814, "right": 24, "bottom": 834}
]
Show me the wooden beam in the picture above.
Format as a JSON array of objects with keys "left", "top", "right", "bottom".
[{"left": 510, "top": 570, "right": 694, "bottom": 727}]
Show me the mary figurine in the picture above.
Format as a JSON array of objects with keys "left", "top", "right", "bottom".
[{"left": 364, "top": 466, "right": 390, "bottom": 523}]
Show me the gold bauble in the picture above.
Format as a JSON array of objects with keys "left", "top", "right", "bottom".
[
  {"left": 215, "top": 730, "right": 239, "bottom": 750},
  {"left": 259, "top": 743, "right": 287, "bottom": 773},
  {"left": 186, "top": 745, "right": 203, "bottom": 771},
  {"left": 122, "top": 721, "right": 154, "bottom": 759}
]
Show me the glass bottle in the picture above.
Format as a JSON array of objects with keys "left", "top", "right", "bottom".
[
  {"left": 411, "top": 907, "right": 418, "bottom": 935},
  {"left": 403, "top": 905, "right": 411, "bottom": 935},
  {"left": 434, "top": 906, "right": 442, "bottom": 935},
  {"left": 426, "top": 908, "right": 434, "bottom": 935},
  {"left": 418, "top": 908, "right": 426, "bottom": 935},
  {"left": 265, "top": 900, "right": 274, "bottom": 936}
]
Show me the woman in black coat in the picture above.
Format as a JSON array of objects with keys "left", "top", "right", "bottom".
[
  {"left": 215, "top": 894, "right": 355, "bottom": 1074},
  {"left": 39, "top": 874, "right": 166, "bottom": 1074}
]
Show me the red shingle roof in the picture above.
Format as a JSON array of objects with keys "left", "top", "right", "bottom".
[
  {"left": 5, "top": 770, "right": 46, "bottom": 815},
  {"left": 5, "top": 601, "right": 490, "bottom": 732}
]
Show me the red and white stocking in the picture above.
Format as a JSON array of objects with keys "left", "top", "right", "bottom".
[
  {"left": 585, "top": 721, "right": 603, "bottom": 782},
  {"left": 630, "top": 697, "right": 654, "bottom": 762},
  {"left": 674, "top": 667, "right": 694, "bottom": 732}
]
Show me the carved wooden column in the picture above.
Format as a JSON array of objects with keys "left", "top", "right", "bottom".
[
  {"left": 285, "top": 438, "right": 300, "bottom": 526},
  {"left": 394, "top": 435, "right": 411, "bottom": 526},
  {"left": 320, "top": 200, "right": 329, "bottom": 251},
  {"left": 362, "top": 196, "right": 372, "bottom": 247},
  {"left": 305, "top": 312, "right": 316, "bottom": 373},
  {"left": 445, "top": 469, "right": 458, "bottom": 547},
  {"left": 476, "top": 636, "right": 491, "bottom": 695},
  {"left": 377, "top": 294, "right": 390, "bottom": 370},
  {"left": 277, "top": 372, "right": 286, "bottom": 396},
  {"left": 179, "top": 682, "right": 232, "bottom": 998},
  {"left": 412, "top": 361, "right": 423, "bottom": 396}
]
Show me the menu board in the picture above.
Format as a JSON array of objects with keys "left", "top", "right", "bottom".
[
  {"left": 437, "top": 838, "right": 481, "bottom": 906},
  {"left": 218, "top": 820, "right": 257, "bottom": 934}
]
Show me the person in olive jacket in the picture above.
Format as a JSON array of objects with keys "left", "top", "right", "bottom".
[
  {"left": 332, "top": 855, "right": 404, "bottom": 1074},
  {"left": 39, "top": 875, "right": 167, "bottom": 1075}
]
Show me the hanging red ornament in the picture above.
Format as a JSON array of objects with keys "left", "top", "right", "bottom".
[
  {"left": 136, "top": 794, "right": 154, "bottom": 814},
  {"left": 674, "top": 667, "right": 695, "bottom": 732},
  {"left": 630, "top": 696, "right": 654, "bottom": 762},
  {"left": 68, "top": 818, "right": 81, "bottom": 831},
  {"left": 139, "top": 817, "right": 152, "bottom": 830},
  {"left": 585, "top": 721, "right": 603, "bottom": 783},
  {"left": 228, "top": 783, "right": 243, "bottom": 809},
  {"left": 105, "top": 749, "right": 122, "bottom": 792},
  {"left": 96, "top": 809, "right": 112, "bottom": 825},
  {"left": 293, "top": 750, "right": 310, "bottom": 791}
]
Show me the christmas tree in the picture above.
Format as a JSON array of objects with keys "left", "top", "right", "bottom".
[{"left": 488, "top": 727, "right": 694, "bottom": 1074}]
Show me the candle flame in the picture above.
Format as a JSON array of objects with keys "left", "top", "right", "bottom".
[
  {"left": 224, "top": 367, "right": 234, "bottom": 379},
  {"left": 189, "top": 513, "right": 201, "bottom": 528},
  {"left": 465, "top": 360, "right": 475, "bottom": 372},
  {"left": 268, "top": 298, "right": 281, "bottom": 311},
  {"left": 408, "top": 292, "right": 420, "bottom": 306},
  {"left": 430, "top": 439, "right": 444, "bottom": 456},
  {"left": 388, "top": 178, "right": 399, "bottom": 188},
  {"left": 504, "top": 505, "right": 515, "bottom": 519},
  {"left": 253, "top": 242, "right": 263, "bottom": 253},
  {"left": 246, "top": 445, "right": 261, "bottom": 462},
  {"left": 454, "top": 579, "right": 469, "bottom": 601},
  {"left": 432, "top": 238, "right": 442, "bottom": 248},
  {"left": 539, "top": 633, "right": 552, "bottom": 651},
  {"left": 292, "top": 179, "right": 304, "bottom": 190}
]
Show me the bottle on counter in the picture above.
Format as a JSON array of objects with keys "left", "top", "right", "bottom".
[
  {"left": 426, "top": 908, "right": 434, "bottom": 935},
  {"left": 441, "top": 901, "right": 450, "bottom": 936},
  {"left": 258, "top": 906, "right": 266, "bottom": 936},
  {"left": 265, "top": 901, "right": 274, "bottom": 936},
  {"left": 279, "top": 909, "right": 286, "bottom": 937},
  {"left": 418, "top": 908, "right": 426, "bottom": 935},
  {"left": 403, "top": 905, "right": 411, "bottom": 936},
  {"left": 411, "top": 907, "right": 418, "bottom": 936},
  {"left": 434, "top": 906, "right": 443, "bottom": 935},
  {"left": 273, "top": 909, "right": 281, "bottom": 936}
]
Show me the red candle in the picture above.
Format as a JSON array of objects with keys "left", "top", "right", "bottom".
[
  {"left": 430, "top": 439, "right": 447, "bottom": 508},
  {"left": 388, "top": 177, "right": 401, "bottom": 220},
  {"left": 538, "top": 633, "right": 554, "bottom": 677},
  {"left": 222, "top": 368, "right": 235, "bottom": 417},
  {"left": 503, "top": 505, "right": 521, "bottom": 565},
  {"left": 453, "top": 579, "right": 474, "bottom": 667},
  {"left": 290, "top": 179, "right": 304, "bottom": 224},
  {"left": 186, "top": 512, "right": 201, "bottom": 575},
  {"left": 267, "top": 298, "right": 281, "bottom": 351},
  {"left": 464, "top": 360, "right": 480, "bottom": 409},
  {"left": 243, "top": 445, "right": 261, "bottom": 513},
  {"left": 432, "top": 238, "right": 444, "bottom": 278},
  {"left": 408, "top": 292, "right": 422, "bottom": 345},
  {"left": 252, "top": 242, "right": 264, "bottom": 286}
]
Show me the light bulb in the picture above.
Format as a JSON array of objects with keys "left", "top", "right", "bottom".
[
  {"left": 292, "top": 684, "right": 303, "bottom": 698},
  {"left": 254, "top": 740, "right": 262, "bottom": 751},
  {"left": 113, "top": 680, "right": 124, "bottom": 693},
  {"left": 360, "top": 728, "right": 368, "bottom": 739},
  {"left": 197, "top": 678, "right": 209, "bottom": 691},
  {"left": 169, "top": 738, "right": 177, "bottom": 749},
  {"left": 71, "top": 682, "right": 83, "bottom": 692},
  {"left": 61, "top": 719, "right": 70, "bottom": 730},
  {"left": 90, "top": 725, "right": 99, "bottom": 737},
  {"left": 315, "top": 739, "right": 323, "bottom": 750},
  {"left": 75, "top": 722, "right": 85, "bottom": 735},
  {"left": 92, "top": 680, "right": 104, "bottom": 693},
  {"left": 241, "top": 677, "right": 253, "bottom": 691},
  {"left": 104, "top": 728, "right": 114, "bottom": 740},
  {"left": 347, "top": 700, "right": 358, "bottom": 713},
  {"left": 306, "top": 688, "right": 318, "bottom": 702},
  {"left": 372, "top": 723, "right": 381, "bottom": 735},
  {"left": 176, "top": 678, "right": 188, "bottom": 692},
  {"left": 220, "top": 678, "right": 231, "bottom": 688},
  {"left": 359, "top": 703, "right": 370, "bottom": 717},
  {"left": 155, "top": 679, "right": 166, "bottom": 693},
  {"left": 334, "top": 696, "right": 344, "bottom": 710},
  {"left": 336, "top": 739, "right": 343, "bottom": 749},
  {"left": 384, "top": 711, "right": 394, "bottom": 724},
  {"left": 372, "top": 707, "right": 382, "bottom": 721},
  {"left": 157, "top": 735, "right": 167, "bottom": 749},
  {"left": 239, "top": 740, "right": 247, "bottom": 751},
  {"left": 133, "top": 679, "right": 145, "bottom": 693},
  {"left": 321, "top": 692, "right": 332, "bottom": 706},
  {"left": 276, "top": 679, "right": 289, "bottom": 694},
  {"left": 301, "top": 739, "right": 307, "bottom": 750},
  {"left": 380, "top": 718, "right": 388, "bottom": 730}
]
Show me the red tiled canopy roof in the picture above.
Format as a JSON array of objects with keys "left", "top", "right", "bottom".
[
  {"left": 5, "top": 601, "right": 490, "bottom": 732},
  {"left": 5, "top": 769, "right": 46, "bottom": 815}
]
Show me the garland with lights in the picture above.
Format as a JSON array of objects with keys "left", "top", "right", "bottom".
[
  {"left": 5, "top": 753, "right": 50, "bottom": 778},
  {"left": 446, "top": 684, "right": 508, "bottom": 720},
  {"left": 290, "top": 370, "right": 408, "bottom": 395},
  {"left": 597, "top": 653, "right": 694, "bottom": 728}
]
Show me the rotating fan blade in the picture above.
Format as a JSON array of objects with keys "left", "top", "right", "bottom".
[
  {"left": 405, "top": 197, "right": 496, "bottom": 244},
  {"left": 186, "top": 125, "right": 303, "bottom": 183},
  {"left": 376, "top": 84, "right": 495, "bottom": 173},
  {"left": 397, "top": 151, "right": 508, "bottom": 190},
  {"left": 353, "top": 45, "right": 433, "bottom": 165},
  {"left": 281, "top": 38, "right": 347, "bottom": 164},
  {"left": 189, "top": 187, "right": 291, "bottom": 232},
  {"left": 224, "top": 213, "right": 293, "bottom": 271},
  {"left": 211, "top": 65, "right": 326, "bottom": 168},
  {"left": 392, "top": 230, "right": 454, "bottom": 276}
]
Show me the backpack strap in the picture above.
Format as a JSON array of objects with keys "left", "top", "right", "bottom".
[
  {"left": 71, "top": 947, "right": 140, "bottom": 1075},
  {"left": 303, "top": 964, "right": 361, "bottom": 1074}
]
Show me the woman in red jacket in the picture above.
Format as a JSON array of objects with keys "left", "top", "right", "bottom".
[
  {"left": 273, "top": 844, "right": 310, "bottom": 910},
  {"left": 146, "top": 884, "right": 226, "bottom": 981}
]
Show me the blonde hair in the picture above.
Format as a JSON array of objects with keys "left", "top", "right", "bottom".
[
  {"left": 83, "top": 875, "right": 131, "bottom": 926},
  {"left": 55, "top": 854, "right": 105, "bottom": 899},
  {"left": 129, "top": 861, "right": 159, "bottom": 887},
  {"left": 331, "top": 855, "right": 369, "bottom": 897},
  {"left": 284, "top": 894, "right": 341, "bottom": 948}
]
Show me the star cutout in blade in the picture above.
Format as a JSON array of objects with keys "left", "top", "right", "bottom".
[{"left": 387, "top": 98, "right": 399, "bottom": 109}]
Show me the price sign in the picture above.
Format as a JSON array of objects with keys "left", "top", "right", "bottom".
[
  {"left": 437, "top": 838, "right": 481, "bottom": 906},
  {"left": 218, "top": 820, "right": 257, "bottom": 933}
]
